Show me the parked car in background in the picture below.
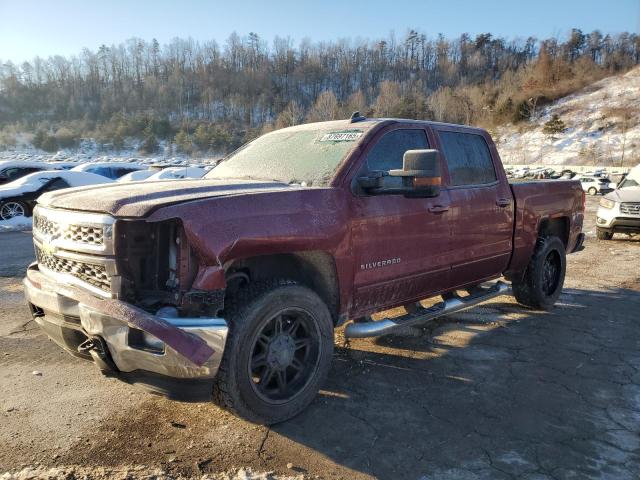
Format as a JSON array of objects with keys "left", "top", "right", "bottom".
[
  {"left": 0, "top": 161, "right": 67, "bottom": 185},
  {"left": 45, "top": 161, "right": 78, "bottom": 170},
  {"left": 513, "top": 167, "right": 530, "bottom": 178},
  {"left": 145, "top": 166, "right": 206, "bottom": 180},
  {"left": 596, "top": 164, "right": 640, "bottom": 240},
  {"left": 71, "top": 162, "right": 147, "bottom": 180},
  {"left": 578, "top": 175, "right": 614, "bottom": 195},
  {"left": 117, "top": 170, "right": 156, "bottom": 182},
  {"left": 0, "top": 170, "right": 113, "bottom": 220}
]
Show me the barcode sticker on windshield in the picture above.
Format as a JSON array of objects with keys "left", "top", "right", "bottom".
[{"left": 319, "top": 131, "right": 363, "bottom": 142}]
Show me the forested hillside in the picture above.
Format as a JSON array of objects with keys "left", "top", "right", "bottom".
[
  {"left": 0, "top": 29, "right": 638, "bottom": 155},
  {"left": 496, "top": 65, "right": 640, "bottom": 167}
]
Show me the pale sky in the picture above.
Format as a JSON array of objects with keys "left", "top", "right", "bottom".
[{"left": 1, "top": 0, "right": 639, "bottom": 63}]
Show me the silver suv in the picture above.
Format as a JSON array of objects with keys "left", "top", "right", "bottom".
[{"left": 596, "top": 166, "right": 640, "bottom": 240}]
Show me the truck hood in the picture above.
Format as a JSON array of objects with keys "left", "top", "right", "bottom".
[
  {"left": 605, "top": 187, "right": 640, "bottom": 203},
  {"left": 37, "top": 178, "right": 295, "bottom": 217}
]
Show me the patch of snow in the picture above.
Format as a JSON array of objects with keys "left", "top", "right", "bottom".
[{"left": 0, "top": 216, "right": 32, "bottom": 232}]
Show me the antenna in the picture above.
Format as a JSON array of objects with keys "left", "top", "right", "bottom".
[{"left": 350, "top": 111, "right": 366, "bottom": 123}]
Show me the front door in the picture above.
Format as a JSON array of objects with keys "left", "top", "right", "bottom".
[{"left": 350, "top": 126, "right": 451, "bottom": 317}]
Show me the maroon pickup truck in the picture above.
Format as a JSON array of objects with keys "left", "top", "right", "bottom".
[{"left": 24, "top": 116, "right": 585, "bottom": 423}]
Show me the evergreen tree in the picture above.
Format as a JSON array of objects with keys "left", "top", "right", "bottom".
[
  {"left": 41, "top": 135, "right": 58, "bottom": 152},
  {"left": 139, "top": 125, "right": 158, "bottom": 154},
  {"left": 32, "top": 130, "right": 47, "bottom": 149},
  {"left": 543, "top": 114, "right": 566, "bottom": 137},
  {"left": 193, "top": 125, "right": 211, "bottom": 152},
  {"left": 174, "top": 129, "right": 192, "bottom": 154}
]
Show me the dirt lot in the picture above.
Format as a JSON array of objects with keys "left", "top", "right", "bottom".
[{"left": 1, "top": 196, "right": 639, "bottom": 480}]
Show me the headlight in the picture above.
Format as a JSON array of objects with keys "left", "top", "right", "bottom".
[{"left": 599, "top": 198, "right": 616, "bottom": 209}]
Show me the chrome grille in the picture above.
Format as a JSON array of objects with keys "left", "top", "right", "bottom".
[
  {"left": 33, "top": 215, "right": 59, "bottom": 237},
  {"left": 33, "top": 213, "right": 104, "bottom": 246},
  {"left": 35, "top": 246, "right": 111, "bottom": 292},
  {"left": 620, "top": 203, "right": 640, "bottom": 216},
  {"left": 64, "top": 224, "right": 104, "bottom": 245}
]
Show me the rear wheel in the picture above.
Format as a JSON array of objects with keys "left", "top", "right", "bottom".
[
  {"left": 513, "top": 236, "right": 566, "bottom": 310},
  {"left": 213, "top": 280, "right": 334, "bottom": 424},
  {"left": 596, "top": 228, "right": 613, "bottom": 240},
  {"left": 0, "top": 201, "right": 29, "bottom": 220}
]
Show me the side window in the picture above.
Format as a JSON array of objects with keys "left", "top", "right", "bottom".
[
  {"left": 87, "top": 166, "right": 111, "bottom": 178},
  {"left": 113, "top": 167, "right": 133, "bottom": 179},
  {"left": 2, "top": 168, "right": 21, "bottom": 179},
  {"left": 3, "top": 167, "right": 40, "bottom": 180},
  {"left": 42, "top": 177, "right": 70, "bottom": 191},
  {"left": 439, "top": 132, "right": 497, "bottom": 186},
  {"left": 366, "top": 129, "right": 429, "bottom": 172}
]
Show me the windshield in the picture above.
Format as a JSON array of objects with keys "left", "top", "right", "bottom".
[
  {"left": 619, "top": 168, "right": 640, "bottom": 189},
  {"left": 206, "top": 127, "right": 365, "bottom": 186}
]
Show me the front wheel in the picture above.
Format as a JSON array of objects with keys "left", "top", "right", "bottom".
[
  {"left": 0, "top": 201, "right": 29, "bottom": 220},
  {"left": 213, "top": 280, "right": 334, "bottom": 424},
  {"left": 513, "top": 236, "right": 566, "bottom": 310}
]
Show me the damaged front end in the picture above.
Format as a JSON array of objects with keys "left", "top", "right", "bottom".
[{"left": 23, "top": 206, "right": 228, "bottom": 399}]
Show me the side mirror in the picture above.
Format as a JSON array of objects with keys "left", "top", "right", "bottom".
[
  {"left": 357, "top": 149, "right": 441, "bottom": 198},
  {"left": 389, "top": 149, "right": 441, "bottom": 197}
]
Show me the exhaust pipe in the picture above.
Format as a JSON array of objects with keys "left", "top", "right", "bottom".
[{"left": 345, "top": 281, "right": 511, "bottom": 338}]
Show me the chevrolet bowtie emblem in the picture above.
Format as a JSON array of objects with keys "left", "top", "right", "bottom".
[{"left": 40, "top": 241, "right": 56, "bottom": 255}]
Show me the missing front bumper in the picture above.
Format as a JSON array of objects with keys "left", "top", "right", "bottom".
[{"left": 23, "top": 263, "right": 228, "bottom": 381}]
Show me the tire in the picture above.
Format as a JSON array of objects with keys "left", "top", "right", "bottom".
[
  {"left": 213, "top": 279, "right": 334, "bottom": 424},
  {"left": 588, "top": 187, "right": 597, "bottom": 195},
  {"left": 0, "top": 201, "right": 29, "bottom": 220},
  {"left": 596, "top": 228, "right": 613, "bottom": 240},
  {"left": 512, "top": 236, "right": 566, "bottom": 311}
]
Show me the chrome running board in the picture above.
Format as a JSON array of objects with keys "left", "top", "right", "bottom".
[{"left": 344, "top": 281, "right": 511, "bottom": 338}]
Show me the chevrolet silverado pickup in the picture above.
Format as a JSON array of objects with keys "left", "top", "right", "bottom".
[{"left": 23, "top": 116, "right": 585, "bottom": 424}]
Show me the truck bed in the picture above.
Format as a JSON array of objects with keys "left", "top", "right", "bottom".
[{"left": 507, "top": 179, "right": 584, "bottom": 276}]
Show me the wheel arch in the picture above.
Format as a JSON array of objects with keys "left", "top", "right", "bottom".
[
  {"left": 224, "top": 251, "right": 341, "bottom": 324},
  {"left": 538, "top": 216, "right": 570, "bottom": 248}
]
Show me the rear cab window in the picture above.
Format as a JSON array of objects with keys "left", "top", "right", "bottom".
[{"left": 438, "top": 131, "right": 497, "bottom": 186}]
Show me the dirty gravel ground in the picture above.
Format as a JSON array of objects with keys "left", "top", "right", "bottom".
[{"left": 1, "top": 196, "right": 639, "bottom": 480}]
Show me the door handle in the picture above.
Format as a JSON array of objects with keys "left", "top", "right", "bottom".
[
  {"left": 496, "top": 198, "right": 511, "bottom": 208},
  {"left": 429, "top": 205, "right": 450, "bottom": 213}
]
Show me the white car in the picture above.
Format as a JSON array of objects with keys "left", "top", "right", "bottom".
[
  {"left": 578, "top": 176, "right": 614, "bottom": 195},
  {"left": 596, "top": 165, "right": 640, "bottom": 240},
  {"left": 117, "top": 170, "right": 156, "bottom": 182},
  {"left": 0, "top": 160, "right": 68, "bottom": 186},
  {"left": 0, "top": 170, "right": 113, "bottom": 220},
  {"left": 71, "top": 162, "right": 147, "bottom": 180},
  {"left": 144, "top": 166, "right": 207, "bottom": 181}
]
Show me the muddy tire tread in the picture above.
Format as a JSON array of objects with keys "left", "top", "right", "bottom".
[{"left": 512, "top": 235, "right": 566, "bottom": 311}]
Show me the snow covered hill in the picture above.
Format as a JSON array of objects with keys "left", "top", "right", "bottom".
[{"left": 495, "top": 67, "right": 640, "bottom": 167}]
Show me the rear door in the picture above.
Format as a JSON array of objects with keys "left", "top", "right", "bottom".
[
  {"left": 435, "top": 128, "right": 514, "bottom": 288},
  {"left": 350, "top": 125, "right": 451, "bottom": 315}
]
